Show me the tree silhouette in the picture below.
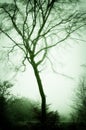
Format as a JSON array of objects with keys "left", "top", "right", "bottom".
[
  {"left": 72, "top": 77, "right": 86, "bottom": 124},
  {"left": 0, "top": 81, "right": 13, "bottom": 130},
  {"left": 0, "top": 0, "right": 86, "bottom": 126}
]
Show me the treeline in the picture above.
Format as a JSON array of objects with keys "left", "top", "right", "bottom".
[
  {"left": 0, "top": 81, "right": 60, "bottom": 130},
  {"left": 0, "top": 80, "right": 86, "bottom": 130}
]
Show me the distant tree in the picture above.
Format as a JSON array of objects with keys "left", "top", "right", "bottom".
[
  {"left": 0, "top": 80, "right": 13, "bottom": 98},
  {"left": 0, "top": 0, "right": 86, "bottom": 125},
  {"left": 71, "top": 77, "right": 86, "bottom": 125},
  {"left": 0, "top": 81, "right": 13, "bottom": 130}
]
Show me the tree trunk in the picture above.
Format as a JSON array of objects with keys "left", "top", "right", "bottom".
[{"left": 31, "top": 61, "right": 46, "bottom": 124}]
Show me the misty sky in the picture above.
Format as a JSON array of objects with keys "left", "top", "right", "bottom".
[{"left": 0, "top": 0, "right": 86, "bottom": 117}]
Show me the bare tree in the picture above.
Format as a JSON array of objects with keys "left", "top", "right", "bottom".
[
  {"left": 0, "top": 0, "right": 86, "bottom": 125},
  {"left": 71, "top": 77, "right": 86, "bottom": 124}
]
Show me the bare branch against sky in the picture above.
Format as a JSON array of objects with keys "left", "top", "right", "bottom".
[{"left": 0, "top": 0, "right": 86, "bottom": 69}]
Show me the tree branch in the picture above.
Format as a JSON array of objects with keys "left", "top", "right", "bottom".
[{"left": 0, "top": 28, "right": 25, "bottom": 53}]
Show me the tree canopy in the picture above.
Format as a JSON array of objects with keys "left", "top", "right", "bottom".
[{"left": 0, "top": 0, "right": 85, "bottom": 70}]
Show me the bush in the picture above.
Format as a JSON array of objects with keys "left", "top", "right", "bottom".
[{"left": 32, "top": 105, "right": 60, "bottom": 130}]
